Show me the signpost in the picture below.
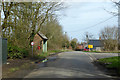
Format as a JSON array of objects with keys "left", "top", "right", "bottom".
[
  {"left": 31, "top": 42, "right": 34, "bottom": 57},
  {"left": 88, "top": 45, "right": 93, "bottom": 48},
  {"left": 88, "top": 45, "right": 93, "bottom": 51}
]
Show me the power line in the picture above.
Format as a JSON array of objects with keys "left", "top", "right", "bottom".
[{"left": 67, "top": 14, "right": 117, "bottom": 33}]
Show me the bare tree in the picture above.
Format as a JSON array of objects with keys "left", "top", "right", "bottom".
[
  {"left": 2, "top": 2, "right": 65, "bottom": 47},
  {"left": 99, "top": 26, "right": 118, "bottom": 51},
  {"left": 82, "top": 32, "right": 94, "bottom": 43}
]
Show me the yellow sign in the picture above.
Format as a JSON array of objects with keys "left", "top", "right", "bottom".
[{"left": 88, "top": 45, "right": 93, "bottom": 48}]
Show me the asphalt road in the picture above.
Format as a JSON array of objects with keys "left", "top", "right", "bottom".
[
  {"left": 24, "top": 51, "right": 118, "bottom": 78},
  {"left": 82, "top": 51, "right": 118, "bottom": 61}
]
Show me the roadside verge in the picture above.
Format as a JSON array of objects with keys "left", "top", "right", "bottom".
[
  {"left": 85, "top": 52, "right": 120, "bottom": 78},
  {"left": 2, "top": 49, "right": 71, "bottom": 78}
]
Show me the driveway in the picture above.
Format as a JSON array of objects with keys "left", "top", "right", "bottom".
[{"left": 24, "top": 51, "right": 118, "bottom": 78}]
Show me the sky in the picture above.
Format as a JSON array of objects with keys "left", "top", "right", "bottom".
[
  {"left": 58, "top": 1, "right": 118, "bottom": 43},
  {"left": 1, "top": 1, "right": 118, "bottom": 43}
]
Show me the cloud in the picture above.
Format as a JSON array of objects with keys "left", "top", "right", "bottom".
[{"left": 59, "top": 2, "right": 118, "bottom": 42}]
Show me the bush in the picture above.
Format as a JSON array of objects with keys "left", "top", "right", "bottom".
[{"left": 7, "top": 44, "right": 29, "bottom": 59}]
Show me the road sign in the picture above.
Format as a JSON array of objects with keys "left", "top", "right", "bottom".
[
  {"left": 31, "top": 42, "right": 34, "bottom": 46},
  {"left": 88, "top": 45, "right": 93, "bottom": 48},
  {"left": 31, "top": 42, "right": 34, "bottom": 57}
]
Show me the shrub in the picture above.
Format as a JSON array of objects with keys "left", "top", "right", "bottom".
[{"left": 7, "top": 43, "right": 29, "bottom": 59}]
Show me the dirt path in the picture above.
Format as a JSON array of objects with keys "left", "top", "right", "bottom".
[{"left": 2, "top": 58, "right": 38, "bottom": 78}]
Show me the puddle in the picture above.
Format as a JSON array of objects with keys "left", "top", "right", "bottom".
[
  {"left": 36, "top": 56, "right": 58, "bottom": 68},
  {"left": 47, "top": 56, "right": 58, "bottom": 61}
]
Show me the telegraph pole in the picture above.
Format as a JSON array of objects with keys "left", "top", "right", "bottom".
[
  {"left": 0, "top": 0, "right": 2, "bottom": 80},
  {"left": 118, "top": 1, "right": 120, "bottom": 75},
  {"left": 0, "top": 0, "right": 2, "bottom": 38},
  {"left": 65, "top": 32, "right": 67, "bottom": 50},
  {"left": 86, "top": 33, "right": 89, "bottom": 49},
  {"left": 118, "top": 1, "right": 120, "bottom": 50}
]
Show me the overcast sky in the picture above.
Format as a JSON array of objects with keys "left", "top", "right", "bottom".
[{"left": 59, "top": 2, "right": 118, "bottom": 42}]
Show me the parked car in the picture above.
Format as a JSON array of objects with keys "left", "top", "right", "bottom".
[
  {"left": 84, "top": 49, "right": 89, "bottom": 51},
  {"left": 84, "top": 47, "right": 89, "bottom": 51}
]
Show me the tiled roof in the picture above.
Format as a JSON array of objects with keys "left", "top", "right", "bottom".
[
  {"left": 37, "top": 31, "right": 48, "bottom": 40},
  {"left": 89, "top": 40, "right": 103, "bottom": 47}
]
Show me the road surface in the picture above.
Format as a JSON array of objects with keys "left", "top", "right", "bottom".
[{"left": 24, "top": 51, "right": 118, "bottom": 78}]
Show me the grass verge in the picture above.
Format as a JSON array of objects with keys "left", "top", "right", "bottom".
[
  {"left": 9, "top": 67, "right": 19, "bottom": 72},
  {"left": 3, "top": 49, "right": 72, "bottom": 78},
  {"left": 97, "top": 56, "right": 120, "bottom": 76},
  {"left": 83, "top": 51, "right": 120, "bottom": 53},
  {"left": 98, "top": 56, "right": 120, "bottom": 69},
  {"left": 34, "top": 49, "right": 72, "bottom": 60}
]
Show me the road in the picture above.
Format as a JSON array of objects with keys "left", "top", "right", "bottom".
[{"left": 24, "top": 51, "right": 118, "bottom": 78}]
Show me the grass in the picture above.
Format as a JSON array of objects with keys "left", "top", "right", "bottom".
[
  {"left": 98, "top": 56, "right": 120, "bottom": 69},
  {"left": 83, "top": 51, "right": 120, "bottom": 53},
  {"left": 9, "top": 63, "right": 30, "bottom": 73},
  {"left": 83, "top": 51, "right": 98, "bottom": 53},
  {"left": 38, "top": 52, "right": 50, "bottom": 58},
  {"left": 49, "top": 49, "right": 72, "bottom": 53},
  {"left": 98, "top": 56, "right": 120, "bottom": 76},
  {"left": 34, "top": 49, "right": 71, "bottom": 60},
  {"left": 9, "top": 67, "right": 19, "bottom": 72}
]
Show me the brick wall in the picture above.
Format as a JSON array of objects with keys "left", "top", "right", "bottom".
[{"left": 33, "top": 34, "right": 43, "bottom": 54}]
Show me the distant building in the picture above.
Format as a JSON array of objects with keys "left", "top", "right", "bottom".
[
  {"left": 88, "top": 39, "right": 104, "bottom": 51},
  {"left": 76, "top": 44, "right": 84, "bottom": 51},
  {"left": 33, "top": 31, "right": 48, "bottom": 54},
  {"left": 68, "top": 46, "right": 72, "bottom": 50}
]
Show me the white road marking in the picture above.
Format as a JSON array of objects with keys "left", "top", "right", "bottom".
[{"left": 85, "top": 53, "right": 96, "bottom": 61}]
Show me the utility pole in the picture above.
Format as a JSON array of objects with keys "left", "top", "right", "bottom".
[
  {"left": 0, "top": 0, "right": 2, "bottom": 80},
  {"left": 86, "top": 33, "right": 89, "bottom": 47},
  {"left": 0, "top": 0, "right": 2, "bottom": 38},
  {"left": 118, "top": 1, "right": 120, "bottom": 50},
  {"left": 118, "top": 1, "right": 120, "bottom": 75},
  {"left": 65, "top": 32, "right": 67, "bottom": 50},
  {"left": 86, "top": 34, "right": 89, "bottom": 44}
]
